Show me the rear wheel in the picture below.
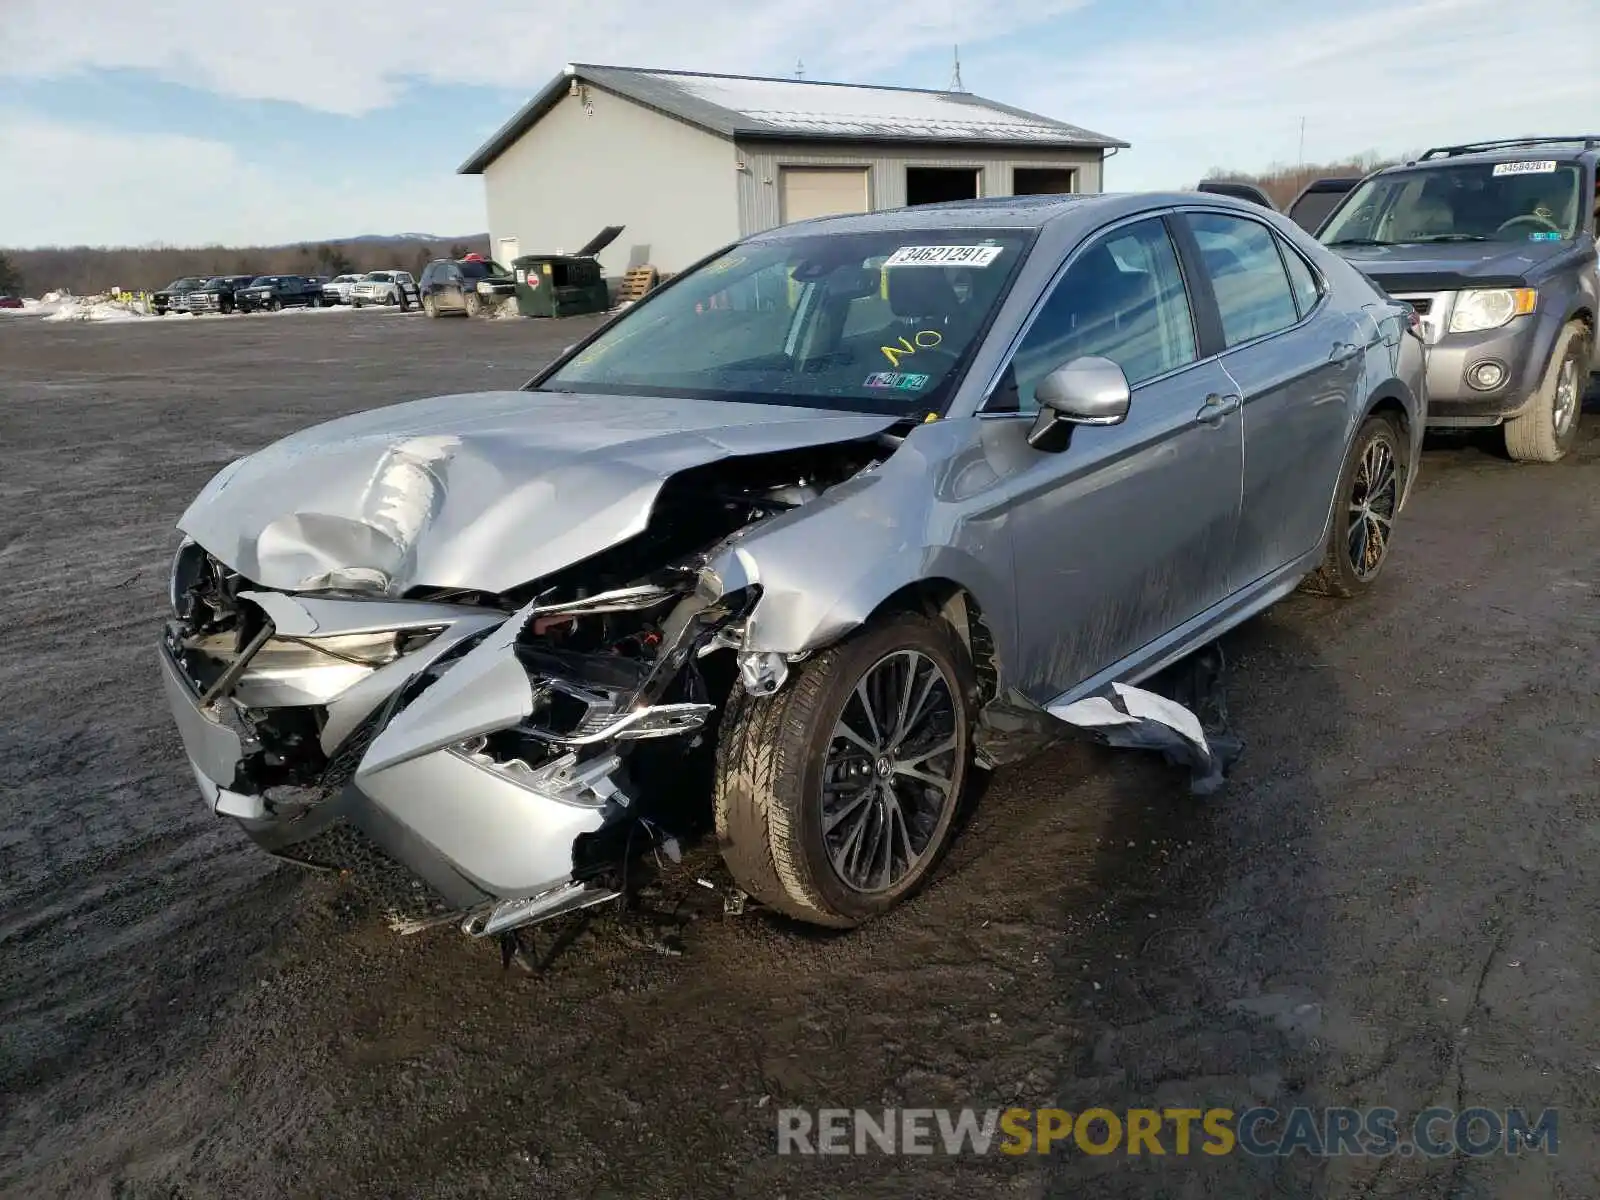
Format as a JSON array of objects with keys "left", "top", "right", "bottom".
[
  {"left": 714, "top": 613, "right": 974, "bottom": 927},
  {"left": 1301, "top": 413, "right": 1403, "bottom": 598},
  {"left": 422, "top": 294, "right": 438, "bottom": 318},
  {"left": 1504, "top": 320, "right": 1588, "bottom": 463}
]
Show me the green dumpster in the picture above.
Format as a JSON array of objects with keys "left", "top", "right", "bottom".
[
  {"left": 512, "top": 255, "right": 611, "bottom": 318},
  {"left": 510, "top": 224, "right": 623, "bottom": 318}
]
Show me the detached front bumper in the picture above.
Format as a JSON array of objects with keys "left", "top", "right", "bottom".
[{"left": 158, "top": 597, "right": 639, "bottom": 932}]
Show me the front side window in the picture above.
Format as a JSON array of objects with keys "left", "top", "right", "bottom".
[
  {"left": 542, "top": 229, "right": 1034, "bottom": 415},
  {"left": 1320, "top": 162, "right": 1584, "bottom": 246},
  {"left": 1186, "top": 212, "right": 1300, "bottom": 346},
  {"left": 1005, "top": 217, "right": 1197, "bottom": 413}
]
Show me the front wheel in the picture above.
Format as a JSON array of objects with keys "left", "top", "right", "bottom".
[
  {"left": 464, "top": 291, "right": 483, "bottom": 318},
  {"left": 1504, "top": 320, "right": 1588, "bottom": 463},
  {"left": 1300, "top": 413, "right": 1403, "bottom": 598},
  {"left": 714, "top": 613, "right": 974, "bottom": 927}
]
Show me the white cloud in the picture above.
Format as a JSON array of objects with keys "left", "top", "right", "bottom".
[
  {"left": 2, "top": 0, "right": 1596, "bottom": 244},
  {"left": 0, "top": 0, "right": 1088, "bottom": 115},
  {"left": 990, "top": 0, "right": 1600, "bottom": 189},
  {"left": 0, "top": 114, "right": 483, "bottom": 246}
]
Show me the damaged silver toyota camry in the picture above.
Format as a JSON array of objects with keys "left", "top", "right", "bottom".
[{"left": 161, "top": 193, "right": 1426, "bottom": 938}]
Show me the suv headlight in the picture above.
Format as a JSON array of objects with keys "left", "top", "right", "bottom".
[{"left": 1449, "top": 288, "right": 1537, "bottom": 334}]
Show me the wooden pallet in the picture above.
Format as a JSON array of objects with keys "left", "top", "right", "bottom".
[{"left": 616, "top": 265, "right": 658, "bottom": 304}]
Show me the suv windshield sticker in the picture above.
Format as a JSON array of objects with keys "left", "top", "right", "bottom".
[
  {"left": 883, "top": 245, "right": 1004, "bottom": 268},
  {"left": 1530, "top": 232, "right": 1562, "bottom": 241},
  {"left": 864, "top": 371, "right": 930, "bottom": 391},
  {"left": 1493, "top": 160, "right": 1558, "bottom": 176}
]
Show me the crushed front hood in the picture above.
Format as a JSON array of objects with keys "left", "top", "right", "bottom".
[{"left": 179, "top": 389, "right": 898, "bottom": 595}]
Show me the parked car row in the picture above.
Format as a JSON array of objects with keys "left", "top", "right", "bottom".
[{"left": 151, "top": 270, "right": 422, "bottom": 315}]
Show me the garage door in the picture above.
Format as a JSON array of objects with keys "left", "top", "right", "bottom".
[{"left": 780, "top": 167, "right": 870, "bottom": 223}]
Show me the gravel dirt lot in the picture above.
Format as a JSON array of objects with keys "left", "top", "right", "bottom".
[{"left": 1, "top": 308, "right": 1597, "bottom": 1200}]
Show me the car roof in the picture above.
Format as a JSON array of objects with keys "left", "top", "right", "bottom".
[
  {"left": 1378, "top": 147, "right": 1597, "bottom": 175},
  {"left": 742, "top": 191, "right": 1282, "bottom": 243}
]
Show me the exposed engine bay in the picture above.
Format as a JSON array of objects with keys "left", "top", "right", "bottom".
[{"left": 162, "top": 433, "right": 897, "bottom": 941}]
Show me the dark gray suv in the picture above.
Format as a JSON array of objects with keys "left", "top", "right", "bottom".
[{"left": 1310, "top": 136, "right": 1600, "bottom": 461}]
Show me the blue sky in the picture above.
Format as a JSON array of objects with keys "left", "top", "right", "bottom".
[{"left": 1, "top": 0, "right": 1594, "bottom": 247}]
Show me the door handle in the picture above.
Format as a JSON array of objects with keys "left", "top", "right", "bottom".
[
  {"left": 1330, "top": 341, "right": 1361, "bottom": 364},
  {"left": 1195, "top": 392, "right": 1241, "bottom": 424}
]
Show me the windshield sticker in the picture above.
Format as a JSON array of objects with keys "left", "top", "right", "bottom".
[
  {"left": 864, "top": 371, "right": 931, "bottom": 391},
  {"left": 881, "top": 328, "right": 943, "bottom": 368},
  {"left": 1530, "top": 232, "right": 1562, "bottom": 241},
  {"left": 1492, "top": 160, "right": 1558, "bottom": 176},
  {"left": 705, "top": 254, "right": 746, "bottom": 275},
  {"left": 883, "top": 245, "right": 1004, "bottom": 268}
]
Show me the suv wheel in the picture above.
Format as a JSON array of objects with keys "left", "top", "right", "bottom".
[
  {"left": 422, "top": 294, "right": 437, "bottom": 318},
  {"left": 1301, "top": 412, "right": 1403, "bottom": 598},
  {"left": 715, "top": 613, "right": 974, "bottom": 927},
  {"left": 1504, "top": 319, "right": 1588, "bottom": 463},
  {"left": 464, "top": 292, "right": 483, "bottom": 318}
]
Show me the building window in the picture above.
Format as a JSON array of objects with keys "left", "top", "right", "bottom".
[
  {"left": 905, "top": 167, "right": 980, "bottom": 206},
  {"left": 1013, "top": 168, "right": 1076, "bottom": 196}
]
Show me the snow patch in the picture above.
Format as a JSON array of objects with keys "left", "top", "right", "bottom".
[{"left": 40, "top": 295, "right": 152, "bottom": 323}]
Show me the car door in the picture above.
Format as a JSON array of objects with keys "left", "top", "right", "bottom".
[
  {"left": 1179, "top": 209, "right": 1359, "bottom": 586},
  {"left": 983, "top": 214, "right": 1245, "bottom": 703},
  {"left": 444, "top": 267, "right": 467, "bottom": 310}
]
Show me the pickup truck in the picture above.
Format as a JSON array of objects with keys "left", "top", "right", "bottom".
[
  {"left": 185, "top": 276, "right": 257, "bottom": 315},
  {"left": 235, "top": 276, "right": 327, "bottom": 312},
  {"left": 1307, "top": 136, "right": 1600, "bottom": 462},
  {"left": 152, "top": 277, "right": 207, "bottom": 315}
]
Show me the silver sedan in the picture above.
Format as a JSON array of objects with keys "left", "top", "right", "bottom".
[{"left": 160, "top": 192, "right": 1426, "bottom": 939}]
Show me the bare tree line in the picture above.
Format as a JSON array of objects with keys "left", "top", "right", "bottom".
[
  {"left": 0, "top": 236, "right": 491, "bottom": 297},
  {"left": 1198, "top": 153, "right": 1401, "bottom": 208}
]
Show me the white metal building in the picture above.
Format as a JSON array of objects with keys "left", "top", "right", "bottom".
[{"left": 459, "top": 64, "right": 1127, "bottom": 279}]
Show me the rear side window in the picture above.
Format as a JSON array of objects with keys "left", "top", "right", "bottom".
[
  {"left": 1280, "top": 243, "right": 1322, "bottom": 317},
  {"left": 1185, "top": 212, "right": 1300, "bottom": 345}
]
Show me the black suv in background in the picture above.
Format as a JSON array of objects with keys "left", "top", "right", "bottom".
[
  {"left": 419, "top": 256, "right": 515, "bottom": 317},
  {"left": 236, "top": 275, "right": 326, "bottom": 312},
  {"left": 185, "top": 275, "right": 257, "bottom": 315},
  {"left": 152, "top": 276, "right": 207, "bottom": 315}
]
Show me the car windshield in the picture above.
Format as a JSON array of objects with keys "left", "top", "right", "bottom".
[
  {"left": 1320, "top": 161, "right": 1584, "bottom": 245},
  {"left": 364, "top": 272, "right": 392, "bottom": 282},
  {"left": 540, "top": 228, "right": 1034, "bottom": 415},
  {"left": 457, "top": 260, "right": 504, "bottom": 280},
  {"left": 249, "top": 277, "right": 278, "bottom": 286}
]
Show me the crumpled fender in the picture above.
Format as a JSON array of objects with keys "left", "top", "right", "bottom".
[{"left": 702, "top": 418, "right": 1017, "bottom": 663}]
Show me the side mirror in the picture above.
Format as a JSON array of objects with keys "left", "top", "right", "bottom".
[{"left": 1027, "top": 356, "right": 1132, "bottom": 452}]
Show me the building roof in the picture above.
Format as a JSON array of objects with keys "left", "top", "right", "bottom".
[{"left": 459, "top": 64, "right": 1128, "bottom": 174}]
